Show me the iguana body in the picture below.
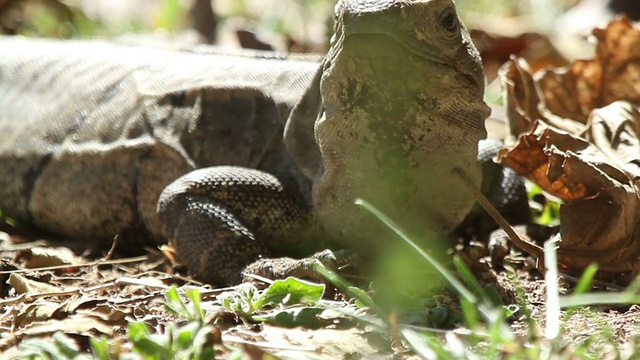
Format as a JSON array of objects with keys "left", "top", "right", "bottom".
[
  {"left": 0, "top": 0, "right": 515, "bottom": 285},
  {"left": 0, "top": 37, "right": 315, "bottom": 236}
]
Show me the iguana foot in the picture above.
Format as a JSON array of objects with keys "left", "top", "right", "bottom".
[
  {"left": 241, "top": 249, "right": 360, "bottom": 284},
  {"left": 488, "top": 223, "right": 558, "bottom": 270},
  {"left": 157, "top": 166, "right": 322, "bottom": 286}
]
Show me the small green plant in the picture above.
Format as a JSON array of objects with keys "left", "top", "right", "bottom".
[
  {"left": 218, "top": 277, "right": 323, "bottom": 317},
  {"left": 528, "top": 184, "right": 561, "bottom": 226},
  {"left": 127, "top": 321, "right": 217, "bottom": 360},
  {"left": 122, "top": 286, "right": 218, "bottom": 359},
  {"left": 164, "top": 287, "right": 206, "bottom": 322},
  {"left": 125, "top": 279, "right": 335, "bottom": 358},
  {"left": 216, "top": 277, "right": 357, "bottom": 329},
  {"left": 19, "top": 332, "right": 91, "bottom": 360}
]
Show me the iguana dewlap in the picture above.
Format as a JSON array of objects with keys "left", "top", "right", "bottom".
[{"left": 0, "top": 0, "right": 509, "bottom": 285}]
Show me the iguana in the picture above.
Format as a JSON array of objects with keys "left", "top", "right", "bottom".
[{"left": 0, "top": 0, "right": 526, "bottom": 285}]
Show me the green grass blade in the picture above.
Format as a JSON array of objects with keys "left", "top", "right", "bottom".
[
  {"left": 559, "top": 292, "right": 640, "bottom": 308},
  {"left": 354, "top": 199, "right": 477, "bottom": 305},
  {"left": 544, "top": 236, "right": 560, "bottom": 340},
  {"left": 573, "top": 264, "right": 598, "bottom": 296},
  {"left": 453, "top": 255, "right": 490, "bottom": 303},
  {"left": 311, "top": 261, "right": 386, "bottom": 316}
]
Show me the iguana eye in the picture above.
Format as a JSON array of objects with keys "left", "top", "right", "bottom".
[{"left": 439, "top": 8, "right": 458, "bottom": 34}]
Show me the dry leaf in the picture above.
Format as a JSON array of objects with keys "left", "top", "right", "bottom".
[
  {"left": 9, "top": 273, "right": 60, "bottom": 294},
  {"left": 14, "top": 246, "right": 84, "bottom": 270},
  {"left": 471, "top": 28, "right": 568, "bottom": 80},
  {"left": 536, "top": 17, "right": 640, "bottom": 123},
  {"left": 499, "top": 17, "right": 640, "bottom": 282}
]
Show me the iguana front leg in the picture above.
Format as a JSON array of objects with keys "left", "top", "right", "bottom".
[{"left": 157, "top": 166, "right": 328, "bottom": 285}]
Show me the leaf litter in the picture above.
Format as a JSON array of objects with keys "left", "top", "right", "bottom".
[
  {"left": 499, "top": 16, "right": 640, "bottom": 284},
  {"left": 0, "top": 235, "right": 406, "bottom": 358}
]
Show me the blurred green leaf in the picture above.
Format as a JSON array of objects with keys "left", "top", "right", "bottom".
[
  {"left": 254, "top": 307, "right": 333, "bottom": 328},
  {"left": 154, "top": 0, "right": 181, "bottom": 30},
  {"left": 255, "top": 277, "right": 324, "bottom": 308}
]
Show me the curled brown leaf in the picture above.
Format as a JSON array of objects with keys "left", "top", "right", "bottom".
[{"left": 498, "top": 17, "right": 640, "bottom": 282}]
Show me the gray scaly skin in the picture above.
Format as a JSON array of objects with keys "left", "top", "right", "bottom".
[{"left": 0, "top": 0, "right": 504, "bottom": 285}]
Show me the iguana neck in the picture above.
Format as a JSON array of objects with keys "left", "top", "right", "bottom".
[{"left": 311, "top": 33, "right": 489, "bottom": 254}]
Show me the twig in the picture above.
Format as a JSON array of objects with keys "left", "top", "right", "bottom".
[
  {"left": 225, "top": 336, "right": 319, "bottom": 352},
  {"left": 453, "top": 167, "right": 543, "bottom": 256},
  {"left": 0, "top": 289, "right": 81, "bottom": 306},
  {"left": 103, "top": 234, "right": 119, "bottom": 261},
  {"left": 0, "top": 255, "right": 149, "bottom": 275}
]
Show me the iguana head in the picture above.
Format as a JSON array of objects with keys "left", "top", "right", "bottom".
[
  {"left": 310, "top": 0, "right": 491, "bottom": 255},
  {"left": 330, "top": 0, "right": 484, "bottom": 92}
]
